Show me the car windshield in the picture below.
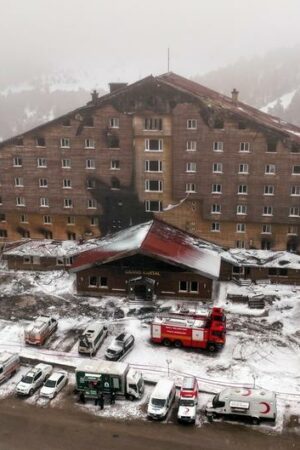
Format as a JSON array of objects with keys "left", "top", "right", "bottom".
[
  {"left": 44, "top": 379, "right": 56, "bottom": 388},
  {"left": 0, "top": 367, "right": 3, "bottom": 374},
  {"left": 79, "top": 339, "right": 91, "bottom": 348},
  {"left": 179, "top": 398, "right": 195, "bottom": 407},
  {"left": 22, "top": 375, "right": 34, "bottom": 384},
  {"left": 151, "top": 398, "right": 165, "bottom": 407},
  {"left": 137, "top": 378, "right": 143, "bottom": 392},
  {"left": 106, "top": 348, "right": 118, "bottom": 355},
  {"left": 212, "top": 394, "right": 220, "bottom": 408}
]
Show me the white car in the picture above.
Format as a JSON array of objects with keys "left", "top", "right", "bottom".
[
  {"left": 40, "top": 370, "right": 68, "bottom": 399},
  {"left": 16, "top": 363, "right": 52, "bottom": 396}
]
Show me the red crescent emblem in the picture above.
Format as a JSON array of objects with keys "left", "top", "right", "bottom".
[
  {"left": 259, "top": 402, "right": 270, "bottom": 414},
  {"left": 242, "top": 388, "right": 251, "bottom": 396}
]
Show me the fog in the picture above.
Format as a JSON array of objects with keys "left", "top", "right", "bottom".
[{"left": 1, "top": 0, "right": 300, "bottom": 87}]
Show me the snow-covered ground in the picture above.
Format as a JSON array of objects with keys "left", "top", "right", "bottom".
[{"left": 0, "top": 268, "right": 299, "bottom": 431}]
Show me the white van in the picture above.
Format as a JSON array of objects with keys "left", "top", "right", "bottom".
[
  {"left": 78, "top": 322, "right": 108, "bottom": 356},
  {"left": 147, "top": 378, "right": 176, "bottom": 420},
  {"left": 0, "top": 352, "right": 20, "bottom": 383},
  {"left": 206, "top": 387, "right": 277, "bottom": 425}
]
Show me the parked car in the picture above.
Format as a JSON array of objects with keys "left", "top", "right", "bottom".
[
  {"left": 40, "top": 370, "right": 68, "bottom": 399},
  {"left": 16, "top": 363, "right": 52, "bottom": 396},
  {"left": 0, "top": 352, "right": 20, "bottom": 384},
  {"left": 78, "top": 322, "right": 108, "bottom": 356},
  {"left": 105, "top": 332, "right": 135, "bottom": 361},
  {"left": 147, "top": 378, "right": 176, "bottom": 420}
]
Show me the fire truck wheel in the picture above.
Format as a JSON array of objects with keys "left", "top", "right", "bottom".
[
  {"left": 163, "top": 338, "right": 171, "bottom": 347},
  {"left": 174, "top": 340, "right": 182, "bottom": 348},
  {"left": 207, "top": 343, "right": 216, "bottom": 353}
]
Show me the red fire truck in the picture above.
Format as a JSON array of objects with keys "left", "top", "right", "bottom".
[{"left": 150, "top": 307, "right": 226, "bottom": 352}]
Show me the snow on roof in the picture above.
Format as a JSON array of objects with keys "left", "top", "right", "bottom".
[
  {"left": 71, "top": 220, "right": 221, "bottom": 279},
  {"left": 221, "top": 249, "right": 300, "bottom": 270},
  {"left": 76, "top": 360, "right": 128, "bottom": 376},
  {"left": 152, "top": 378, "right": 175, "bottom": 398},
  {"left": 0, "top": 352, "right": 18, "bottom": 364},
  {"left": 220, "top": 387, "right": 276, "bottom": 402},
  {"left": 3, "top": 238, "right": 107, "bottom": 258}
]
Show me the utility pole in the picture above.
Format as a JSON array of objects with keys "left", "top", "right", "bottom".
[{"left": 167, "top": 47, "right": 170, "bottom": 72}]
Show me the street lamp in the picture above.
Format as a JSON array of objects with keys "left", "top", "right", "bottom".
[
  {"left": 166, "top": 359, "right": 172, "bottom": 377},
  {"left": 252, "top": 374, "right": 256, "bottom": 389}
]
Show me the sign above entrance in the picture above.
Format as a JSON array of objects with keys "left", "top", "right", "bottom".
[{"left": 125, "top": 270, "right": 160, "bottom": 276}]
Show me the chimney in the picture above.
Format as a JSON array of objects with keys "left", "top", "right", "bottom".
[
  {"left": 231, "top": 88, "right": 239, "bottom": 104},
  {"left": 109, "top": 82, "right": 128, "bottom": 93},
  {"left": 91, "top": 90, "right": 99, "bottom": 104}
]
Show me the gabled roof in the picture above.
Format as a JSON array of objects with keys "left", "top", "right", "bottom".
[
  {"left": 2, "top": 72, "right": 300, "bottom": 148},
  {"left": 70, "top": 219, "right": 221, "bottom": 279}
]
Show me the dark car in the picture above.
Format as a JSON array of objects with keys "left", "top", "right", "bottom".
[{"left": 105, "top": 332, "right": 135, "bottom": 361}]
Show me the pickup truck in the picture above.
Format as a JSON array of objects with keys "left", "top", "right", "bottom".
[{"left": 16, "top": 363, "right": 53, "bottom": 396}]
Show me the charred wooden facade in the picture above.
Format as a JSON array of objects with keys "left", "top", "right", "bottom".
[{"left": 0, "top": 73, "right": 300, "bottom": 251}]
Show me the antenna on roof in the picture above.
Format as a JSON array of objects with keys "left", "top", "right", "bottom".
[{"left": 167, "top": 47, "right": 170, "bottom": 72}]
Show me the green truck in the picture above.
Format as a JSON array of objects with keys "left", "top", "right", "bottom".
[{"left": 75, "top": 360, "right": 144, "bottom": 401}]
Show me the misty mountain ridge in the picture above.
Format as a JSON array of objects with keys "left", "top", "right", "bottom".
[{"left": 195, "top": 45, "right": 300, "bottom": 126}]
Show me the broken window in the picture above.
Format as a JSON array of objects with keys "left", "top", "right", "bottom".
[
  {"left": 107, "top": 134, "right": 120, "bottom": 148},
  {"left": 36, "top": 137, "right": 46, "bottom": 147}
]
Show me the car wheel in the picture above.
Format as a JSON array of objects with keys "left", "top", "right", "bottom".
[
  {"left": 252, "top": 417, "right": 260, "bottom": 425},
  {"left": 174, "top": 340, "right": 182, "bottom": 348},
  {"left": 29, "top": 389, "right": 34, "bottom": 396},
  {"left": 163, "top": 338, "right": 171, "bottom": 347},
  {"left": 127, "top": 394, "right": 135, "bottom": 401}
]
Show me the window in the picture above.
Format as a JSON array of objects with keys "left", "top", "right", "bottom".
[
  {"left": 62, "top": 159, "right": 71, "bottom": 168},
  {"left": 292, "top": 165, "right": 300, "bottom": 175},
  {"left": 43, "top": 215, "right": 52, "bottom": 224},
  {"left": 36, "top": 137, "right": 46, "bottom": 147},
  {"left": 20, "top": 214, "right": 28, "bottom": 223},
  {"left": 213, "top": 141, "right": 223, "bottom": 152},
  {"left": 39, "top": 178, "right": 48, "bottom": 188},
  {"left": 15, "top": 138, "right": 24, "bottom": 146},
  {"left": 40, "top": 197, "right": 49, "bottom": 207},
  {"left": 145, "top": 139, "right": 163, "bottom": 151},
  {"left": 214, "top": 118, "right": 224, "bottom": 129},
  {"left": 90, "top": 216, "right": 99, "bottom": 226},
  {"left": 186, "top": 162, "right": 196, "bottom": 172},
  {"left": 267, "top": 139, "right": 277, "bottom": 152},
  {"left": 13, "top": 157, "right": 22, "bottom": 167},
  {"left": 89, "top": 276, "right": 97, "bottom": 287},
  {"left": 67, "top": 216, "right": 75, "bottom": 225},
  {"left": 0, "top": 197, "right": 2, "bottom": 205},
  {"left": 263, "top": 206, "right": 273, "bottom": 216},
  {"left": 84, "top": 117, "right": 94, "bottom": 127},
  {"left": 186, "top": 140, "right": 197, "bottom": 151},
  {"left": 87, "top": 199, "right": 97, "bottom": 209},
  {"left": 144, "top": 118, "right": 162, "bottom": 130},
  {"left": 67, "top": 232, "right": 76, "bottom": 240},
  {"left": 268, "top": 268, "right": 288, "bottom": 277},
  {"left": 212, "top": 163, "right": 223, "bottom": 173},
  {"left": 185, "top": 183, "right": 196, "bottom": 193},
  {"left": 60, "top": 138, "right": 70, "bottom": 148},
  {"left": 179, "top": 280, "right": 188, "bottom": 292},
  {"left": 64, "top": 198, "right": 73, "bottom": 208},
  {"left": 44, "top": 230, "right": 53, "bottom": 239},
  {"left": 145, "top": 200, "right": 162, "bottom": 212},
  {"left": 107, "top": 135, "right": 119, "bottom": 148},
  {"left": 84, "top": 139, "right": 95, "bottom": 149},
  {"left": 264, "top": 185, "right": 275, "bottom": 195},
  {"left": 262, "top": 224, "right": 272, "bottom": 234},
  {"left": 238, "top": 163, "right": 249, "bottom": 174},
  {"left": 190, "top": 281, "right": 198, "bottom": 293},
  {"left": 99, "top": 277, "right": 108, "bottom": 288},
  {"left": 86, "top": 159, "right": 95, "bottom": 169},
  {"left": 110, "top": 160, "right": 120, "bottom": 170},
  {"left": 239, "top": 142, "right": 250, "bottom": 152},
  {"left": 236, "top": 223, "right": 246, "bottom": 233},
  {"left": 238, "top": 121, "right": 247, "bottom": 130},
  {"left": 111, "top": 178, "right": 120, "bottom": 189},
  {"left": 0, "top": 214, "right": 6, "bottom": 222},
  {"left": 0, "top": 230, "right": 7, "bottom": 238},
  {"left": 63, "top": 179, "right": 72, "bottom": 189},
  {"left": 265, "top": 164, "right": 276, "bottom": 174},
  {"left": 291, "top": 143, "right": 300, "bottom": 153},
  {"left": 211, "top": 222, "right": 220, "bottom": 232},
  {"left": 237, "top": 204, "right": 247, "bottom": 215},
  {"left": 236, "top": 240, "right": 245, "bottom": 249},
  {"left": 289, "top": 207, "right": 300, "bottom": 217},
  {"left": 145, "top": 160, "right": 162, "bottom": 172},
  {"left": 211, "top": 204, "right": 221, "bottom": 214},
  {"left": 187, "top": 119, "right": 197, "bottom": 129},
  {"left": 287, "top": 225, "right": 298, "bottom": 235},
  {"left": 145, "top": 180, "right": 163, "bottom": 192},
  {"left": 109, "top": 117, "right": 119, "bottom": 128},
  {"left": 291, "top": 186, "right": 300, "bottom": 196},
  {"left": 87, "top": 179, "right": 96, "bottom": 189},
  {"left": 16, "top": 197, "right": 25, "bottom": 206},
  {"left": 212, "top": 184, "right": 222, "bottom": 194},
  {"left": 15, "top": 177, "right": 24, "bottom": 187},
  {"left": 37, "top": 158, "right": 47, "bottom": 168},
  {"left": 21, "top": 230, "right": 30, "bottom": 238},
  {"left": 238, "top": 184, "right": 248, "bottom": 195}
]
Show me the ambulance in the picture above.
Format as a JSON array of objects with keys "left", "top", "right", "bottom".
[{"left": 177, "top": 376, "right": 198, "bottom": 424}]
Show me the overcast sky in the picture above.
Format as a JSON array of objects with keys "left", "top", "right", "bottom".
[{"left": 1, "top": 0, "right": 300, "bottom": 88}]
